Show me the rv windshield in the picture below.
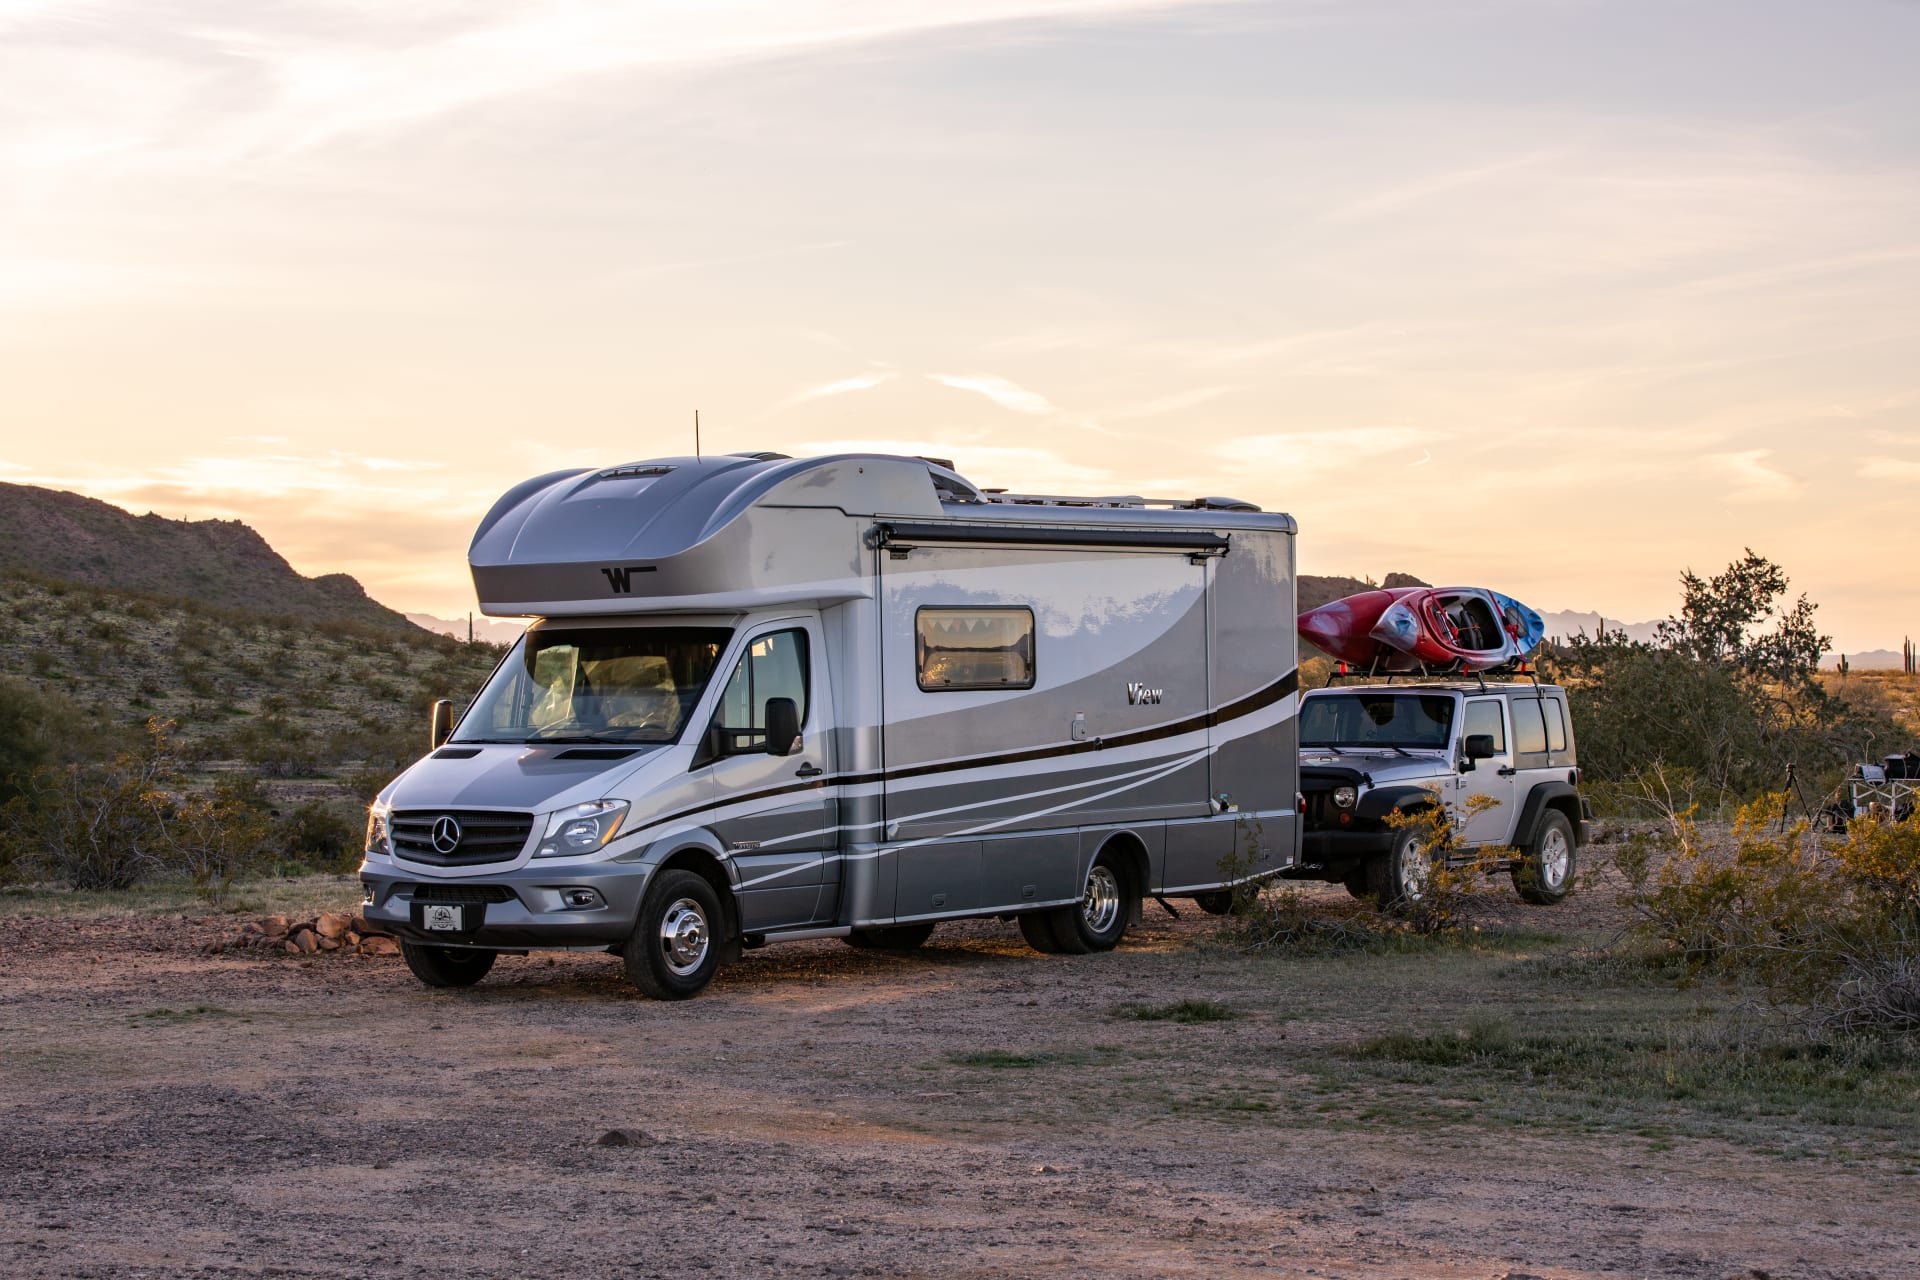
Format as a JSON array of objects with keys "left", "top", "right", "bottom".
[
  {"left": 1299, "top": 693, "right": 1455, "bottom": 750},
  {"left": 454, "top": 626, "right": 733, "bottom": 745}
]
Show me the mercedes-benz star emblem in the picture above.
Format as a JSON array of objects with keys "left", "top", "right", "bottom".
[{"left": 430, "top": 816, "right": 463, "bottom": 855}]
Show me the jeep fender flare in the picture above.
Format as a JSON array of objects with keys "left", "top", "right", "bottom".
[
  {"left": 1511, "top": 781, "right": 1583, "bottom": 849},
  {"left": 1355, "top": 784, "right": 1442, "bottom": 823}
]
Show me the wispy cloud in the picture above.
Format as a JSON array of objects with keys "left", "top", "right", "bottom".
[
  {"left": 1100, "top": 385, "right": 1239, "bottom": 422},
  {"left": 1712, "top": 449, "right": 1800, "bottom": 503},
  {"left": 927, "top": 373, "right": 1057, "bottom": 415},
  {"left": 1857, "top": 457, "right": 1920, "bottom": 483},
  {"left": 781, "top": 369, "right": 898, "bottom": 408}
]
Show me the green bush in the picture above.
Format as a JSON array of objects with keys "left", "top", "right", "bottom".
[
  {"left": 1617, "top": 797, "right": 1920, "bottom": 1040},
  {"left": 270, "top": 800, "right": 360, "bottom": 872}
]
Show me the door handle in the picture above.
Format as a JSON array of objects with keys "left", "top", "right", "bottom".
[
  {"left": 795, "top": 763, "right": 824, "bottom": 779},
  {"left": 1497, "top": 766, "right": 1517, "bottom": 777}
]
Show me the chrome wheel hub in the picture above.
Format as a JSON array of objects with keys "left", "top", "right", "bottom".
[
  {"left": 659, "top": 898, "right": 710, "bottom": 976},
  {"left": 1082, "top": 865, "right": 1122, "bottom": 935},
  {"left": 1538, "top": 829, "right": 1570, "bottom": 889},
  {"left": 1398, "top": 839, "right": 1429, "bottom": 901}
]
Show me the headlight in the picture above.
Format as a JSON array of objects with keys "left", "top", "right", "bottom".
[
  {"left": 365, "top": 804, "right": 392, "bottom": 857},
  {"left": 1332, "top": 786, "right": 1357, "bottom": 810},
  {"left": 534, "top": 800, "right": 630, "bottom": 858}
]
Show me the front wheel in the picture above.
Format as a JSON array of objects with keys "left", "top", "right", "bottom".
[
  {"left": 844, "top": 922, "right": 937, "bottom": 951},
  {"left": 400, "top": 941, "right": 496, "bottom": 988},
  {"left": 1368, "top": 824, "right": 1431, "bottom": 908},
  {"left": 623, "top": 870, "right": 725, "bottom": 1000},
  {"left": 1513, "top": 811, "right": 1576, "bottom": 905}
]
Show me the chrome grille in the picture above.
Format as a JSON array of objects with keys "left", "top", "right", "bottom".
[
  {"left": 398, "top": 882, "right": 517, "bottom": 904},
  {"left": 391, "top": 810, "right": 533, "bottom": 866}
]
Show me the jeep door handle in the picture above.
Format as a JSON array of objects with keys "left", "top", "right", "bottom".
[
  {"left": 795, "top": 763, "right": 824, "bottom": 779},
  {"left": 1497, "top": 766, "right": 1517, "bottom": 777}
]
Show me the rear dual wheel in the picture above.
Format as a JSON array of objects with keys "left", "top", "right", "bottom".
[{"left": 1019, "top": 853, "right": 1137, "bottom": 956}]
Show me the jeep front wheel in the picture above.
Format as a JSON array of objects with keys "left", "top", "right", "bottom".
[{"left": 1368, "top": 825, "right": 1431, "bottom": 907}]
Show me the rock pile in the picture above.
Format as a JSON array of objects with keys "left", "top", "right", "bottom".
[{"left": 205, "top": 912, "right": 402, "bottom": 958}]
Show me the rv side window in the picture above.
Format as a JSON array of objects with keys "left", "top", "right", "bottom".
[
  {"left": 1515, "top": 699, "right": 1549, "bottom": 755},
  {"left": 713, "top": 628, "right": 810, "bottom": 753},
  {"left": 1545, "top": 699, "right": 1568, "bottom": 752},
  {"left": 915, "top": 608, "right": 1036, "bottom": 691}
]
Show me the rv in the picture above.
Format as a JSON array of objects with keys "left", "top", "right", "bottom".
[{"left": 359, "top": 453, "right": 1301, "bottom": 998}]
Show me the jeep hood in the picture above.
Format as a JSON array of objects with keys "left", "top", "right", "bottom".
[{"left": 1298, "top": 746, "right": 1450, "bottom": 787}]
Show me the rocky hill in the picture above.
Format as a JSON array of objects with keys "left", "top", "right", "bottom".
[{"left": 0, "top": 482, "right": 418, "bottom": 632}]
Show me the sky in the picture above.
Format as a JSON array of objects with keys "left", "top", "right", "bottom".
[{"left": 3, "top": 0, "right": 1918, "bottom": 653}]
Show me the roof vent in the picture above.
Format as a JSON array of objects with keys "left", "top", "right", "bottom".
[
  {"left": 597, "top": 464, "right": 675, "bottom": 480},
  {"left": 728, "top": 451, "right": 792, "bottom": 462},
  {"left": 1184, "top": 496, "right": 1262, "bottom": 513}
]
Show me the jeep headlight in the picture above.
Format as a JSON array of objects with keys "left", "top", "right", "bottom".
[
  {"left": 365, "top": 803, "right": 392, "bottom": 857},
  {"left": 1332, "top": 786, "right": 1357, "bottom": 810},
  {"left": 534, "top": 800, "right": 630, "bottom": 858}
]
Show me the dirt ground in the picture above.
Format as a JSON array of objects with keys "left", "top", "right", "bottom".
[{"left": 2, "top": 884, "right": 1916, "bottom": 1280}]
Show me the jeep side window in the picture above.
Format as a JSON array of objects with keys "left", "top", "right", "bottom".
[
  {"left": 1544, "top": 699, "right": 1568, "bottom": 753},
  {"left": 1515, "top": 698, "right": 1549, "bottom": 756},
  {"left": 1463, "top": 699, "right": 1506, "bottom": 752}
]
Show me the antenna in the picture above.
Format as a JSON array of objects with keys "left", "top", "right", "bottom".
[{"left": 694, "top": 409, "right": 701, "bottom": 459}]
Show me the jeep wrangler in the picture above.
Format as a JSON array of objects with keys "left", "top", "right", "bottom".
[{"left": 1288, "top": 679, "right": 1592, "bottom": 905}]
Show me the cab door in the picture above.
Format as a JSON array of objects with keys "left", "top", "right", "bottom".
[
  {"left": 1454, "top": 696, "right": 1516, "bottom": 847},
  {"left": 697, "top": 621, "right": 838, "bottom": 930}
]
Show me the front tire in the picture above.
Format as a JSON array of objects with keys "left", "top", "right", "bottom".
[
  {"left": 844, "top": 922, "right": 937, "bottom": 951},
  {"left": 623, "top": 870, "right": 724, "bottom": 1000},
  {"left": 1368, "top": 824, "right": 1432, "bottom": 908},
  {"left": 1046, "top": 852, "right": 1138, "bottom": 955},
  {"left": 1513, "top": 811, "right": 1576, "bottom": 905},
  {"left": 399, "top": 941, "right": 496, "bottom": 988}
]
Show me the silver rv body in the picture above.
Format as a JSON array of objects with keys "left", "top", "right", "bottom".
[{"left": 359, "top": 453, "right": 1300, "bottom": 996}]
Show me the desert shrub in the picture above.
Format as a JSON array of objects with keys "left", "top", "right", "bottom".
[
  {"left": 1381, "top": 801, "right": 1504, "bottom": 935},
  {"left": 151, "top": 777, "right": 272, "bottom": 905},
  {"left": 270, "top": 800, "right": 360, "bottom": 872},
  {"left": 220, "top": 713, "right": 322, "bottom": 777},
  {"left": 1617, "top": 795, "right": 1920, "bottom": 1040},
  {"left": 2, "top": 720, "right": 281, "bottom": 898},
  {"left": 2, "top": 721, "right": 178, "bottom": 890}
]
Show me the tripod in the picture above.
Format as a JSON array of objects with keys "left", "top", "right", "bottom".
[{"left": 1776, "top": 761, "right": 1815, "bottom": 832}]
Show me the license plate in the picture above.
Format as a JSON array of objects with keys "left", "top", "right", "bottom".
[{"left": 416, "top": 902, "right": 478, "bottom": 932}]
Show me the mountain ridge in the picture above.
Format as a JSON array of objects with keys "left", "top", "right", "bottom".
[{"left": 0, "top": 482, "right": 419, "bottom": 632}]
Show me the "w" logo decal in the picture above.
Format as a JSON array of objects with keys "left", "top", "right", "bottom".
[{"left": 600, "top": 565, "right": 656, "bottom": 593}]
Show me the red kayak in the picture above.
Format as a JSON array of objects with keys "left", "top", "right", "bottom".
[{"left": 1298, "top": 587, "right": 1545, "bottom": 673}]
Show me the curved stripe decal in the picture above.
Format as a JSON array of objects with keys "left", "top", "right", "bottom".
[{"left": 612, "top": 667, "right": 1299, "bottom": 846}]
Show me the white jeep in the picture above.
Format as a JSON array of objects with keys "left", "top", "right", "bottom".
[{"left": 1288, "top": 680, "right": 1592, "bottom": 905}]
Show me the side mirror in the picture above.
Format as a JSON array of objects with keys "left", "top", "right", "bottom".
[
  {"left": 701, "top": 722, "right": 727, "bottom": 766},
  {"left": 764, "top": 697, "right": 801, "bottom": 756},
  {"left": 429, "top": 699, "right": 457, "bottom": 751},
  {"left": 1463, "top": 733, "right": 1497, "bottom": 761}
]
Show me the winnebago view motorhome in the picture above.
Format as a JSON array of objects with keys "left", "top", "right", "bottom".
[{"left": 359, "top": 453, "right": 1301, "bottom": 998}]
